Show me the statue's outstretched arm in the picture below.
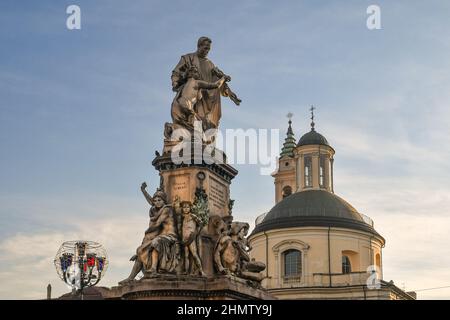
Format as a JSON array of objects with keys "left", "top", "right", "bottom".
[
  {"left": 196, "top": 78, "right": 225, "bottom": 90},
  {"left": 140, "top": 182, "right": 154, "bottom": 207},
  {"left": 212, "top": 67, "right": 230, "bottom": 81}
]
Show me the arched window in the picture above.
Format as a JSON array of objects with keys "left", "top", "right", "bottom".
[
  {"left": 284, "top": 249, "right": 302, "bottom": 278},
  {"left": 342, "top": 255, "right": 352, "bottom": 274},
  {"left": 304, "top": 156, "right": 312, "bottom": 187},
  {"left": 282, "top": 186, "right": 292, "bottom": 198},
  {"left": 319, "top": 156, "right": 326, "bottom": 188}
]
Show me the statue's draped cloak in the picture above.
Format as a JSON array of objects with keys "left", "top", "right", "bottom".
[
  {"left": 149, "top": 233, "right": 178, "bottom": 273},
  {"left": 137, "top": 205, "right": 179, "bottom": 273}
]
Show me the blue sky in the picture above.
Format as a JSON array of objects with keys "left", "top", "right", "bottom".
[{"left": 1, "top": 0, "right": 450, "bottom": 299}]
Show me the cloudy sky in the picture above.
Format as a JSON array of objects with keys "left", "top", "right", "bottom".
[{"left": 1, "top": 0, "right": 450, "bottom": 299}]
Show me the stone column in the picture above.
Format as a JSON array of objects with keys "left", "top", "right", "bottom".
[
  {"left": 330, "top": 157, "right": 334, "bottom": 193},
  {"left": 297, "top": 154, "right": 304, "bottom": 191},
  {"left": 312, "top": 153, "right": 320, "bottom": 189},
  {"left": 324, "top": 156, "right": 331, "bottom": 192}
]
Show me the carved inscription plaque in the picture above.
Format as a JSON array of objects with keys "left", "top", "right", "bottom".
[
  {"left": 169, "top": 174, "right": 190, "bottom": 201},
  {"left": 209, "top": 177, "right": 227, "bottom": 213}
]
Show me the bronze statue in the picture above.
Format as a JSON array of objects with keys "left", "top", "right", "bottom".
[{"left": 171, "top": 37, "right": 241, "bottom": 131}]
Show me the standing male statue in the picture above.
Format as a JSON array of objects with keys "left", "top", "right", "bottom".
[{"left": 171, "top": 37, "right": 241, "bottom": 131}]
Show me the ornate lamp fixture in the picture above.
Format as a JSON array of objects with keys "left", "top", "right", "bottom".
[{"left": 54, "top": 240, "right": 108, "bottom": 299}]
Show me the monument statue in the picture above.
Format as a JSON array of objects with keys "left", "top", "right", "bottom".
[
  {"left": 56, "top": 37, "right": 275, "bottom": 300},
  {"left": 118, "top": 38, "right": 267, "bottom": 296},
  {"left": 170, "top": 36, "right": 241, "bottom": 132}
]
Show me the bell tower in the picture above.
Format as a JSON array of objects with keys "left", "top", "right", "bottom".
[
  {"left": 294, "top": 106, "right": 334, "bottom": 193},
  {"left": 272, "top": 113, "right": 297, "bottom": 203}
]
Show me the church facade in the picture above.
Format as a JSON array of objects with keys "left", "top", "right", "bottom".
[{"left": 249, "top": 113, "right": 416, "bottom": 300}]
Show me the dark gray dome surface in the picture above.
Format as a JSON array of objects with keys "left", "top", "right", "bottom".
[
  {"left": 252, "top": 190, "right": 382, "bottom": 238},
  {"left": 297, "top": 130, "right": 329, "bottom": 147}
]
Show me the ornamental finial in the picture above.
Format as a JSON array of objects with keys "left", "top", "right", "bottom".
[
  {"left": 286, "top": 112, "right": 294, "bottom": 134},
  {"left": 309, "top": 105, "right": 316, "bottom": 131}
]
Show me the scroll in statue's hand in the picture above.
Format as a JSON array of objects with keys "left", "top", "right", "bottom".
[{"left": 229, "top": 91, "right": 241, "bottom": 106}]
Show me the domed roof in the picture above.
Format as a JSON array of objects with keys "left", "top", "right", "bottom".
[
  {"left": 297, "top": 130, "right": 329, "bottom": 147},
  {"left": 252, "top": 190, "right": 382, "bottom": 238}
]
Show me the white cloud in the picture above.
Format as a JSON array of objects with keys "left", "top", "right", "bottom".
[
  {"left": 0, "top": 215, "right": 146, "bottom": 299},
  {"left": 377, "top": 213, "right": 450, "bottom": 299}
]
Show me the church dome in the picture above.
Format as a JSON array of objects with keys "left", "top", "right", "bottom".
[
  {"left": 252, "top": 190, "right": 382, "bottom": 238},
  {"left": 297, "top": 130, "right": 329, "bottom": 147}
]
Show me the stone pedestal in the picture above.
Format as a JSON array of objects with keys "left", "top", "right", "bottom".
[
  {"left": 152, "top": 148, "right": 238, "bottom": 218},
  {"left": 97, "top": 275, "right": 274, "bottom": 300},
  {"left": 198, "top": 235, "right": 216, "bottom": 276}
]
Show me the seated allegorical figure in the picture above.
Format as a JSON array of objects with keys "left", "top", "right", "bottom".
[
  {"left": 214, "top": 221, "right": 265, "bottom": 282},
  {"left": 119, "top": 183, "right": 179, "bottom": 285}
]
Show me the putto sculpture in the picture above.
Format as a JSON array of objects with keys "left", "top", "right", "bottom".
[{"left": 173, "top": 196, "right": 205, "bottom": 276}]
